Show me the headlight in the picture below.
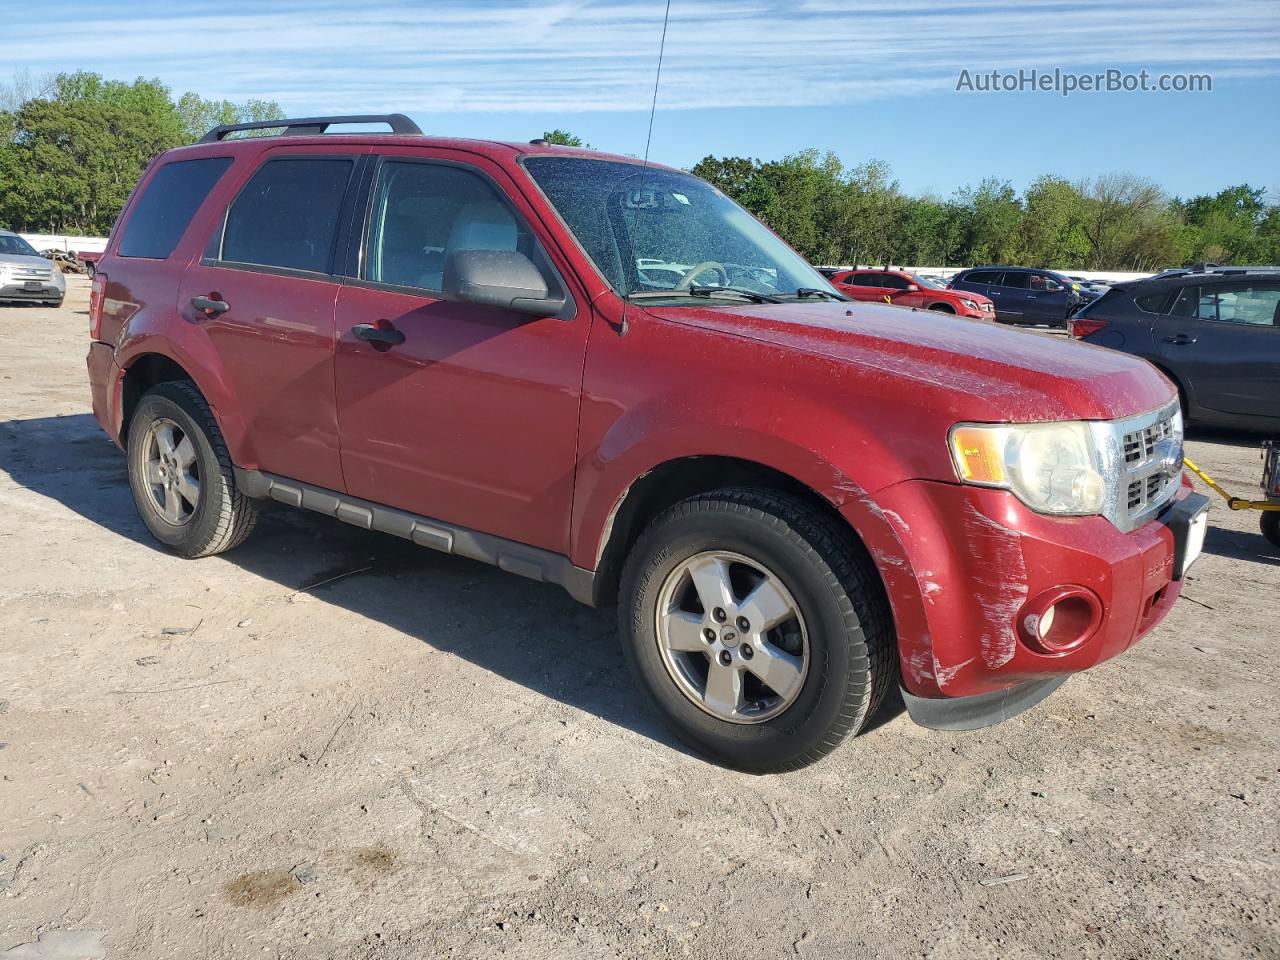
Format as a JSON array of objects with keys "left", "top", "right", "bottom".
[
  {"left": 960, "top": 298, "right": 979, "bottom": 310},
  {"left": 950, "top": 421, "right": 1107, "bottom": 515}
]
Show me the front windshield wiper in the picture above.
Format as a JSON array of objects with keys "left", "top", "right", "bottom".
[
  {"left": 788, "top": 287, "right": 843, "bottom": 301},
  {"left": 630, "top": 286, "right": 782, "bottom": 304},
  {"left": 688, "top": 284, "right": 782, "bottom": 303}
]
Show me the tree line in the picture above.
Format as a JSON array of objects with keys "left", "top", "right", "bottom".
[
  {"left": 0, "top": 71, "right": 283, "bottom": 236},
  {"left": 691, "top": 152, "right": 1280, "bottom": 271},
  {"left": 2, "top": 74, "right": 1275, "bottom": 270}
]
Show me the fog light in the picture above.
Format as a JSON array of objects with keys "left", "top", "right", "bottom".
[{"left": 1017, "top": 587, "right": 1103, "bottom": 654}]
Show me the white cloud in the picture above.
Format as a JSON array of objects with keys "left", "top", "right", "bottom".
[{"left": 6, "top": 0, "right": 1278, "bottom": 113}]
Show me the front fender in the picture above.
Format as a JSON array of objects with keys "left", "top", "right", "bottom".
[{"left": 569, "top": 382, "right": 932, "bottom": 685}]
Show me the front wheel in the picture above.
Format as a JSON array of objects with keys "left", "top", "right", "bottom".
[
  {"left": 127, "top": 380, "right": 259, "bottom": 557},
  {"left": 618, "top": 488, "right": 894, "bottom": 773}
]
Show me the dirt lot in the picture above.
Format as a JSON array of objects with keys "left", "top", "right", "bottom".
[{"left": 1, "top": 279, "right": 1277, "bottom": 959}]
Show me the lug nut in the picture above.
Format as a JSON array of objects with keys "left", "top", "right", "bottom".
[
  {"left": 702, "top": 628, "right": 716, "bottom": 643},
  {"left": 718, "top": 650, "right": 732, "bottom": 666},
  {"left": 740, "top": 645, "right": 754, "bottom": 660},
  {"left": 712, "top": 607, "right": 727, "bottom": 623},
  {"left": 736, "top": 616, "right": 749, "bottom": 631}
]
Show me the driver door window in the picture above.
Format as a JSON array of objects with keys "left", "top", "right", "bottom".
[{"left": 365, "top": 161, "right": 536, "bottom": 292}]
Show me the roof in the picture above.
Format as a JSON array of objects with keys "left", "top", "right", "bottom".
[{"left": 176, "top": 113, "right": 676, "bottom": 172}]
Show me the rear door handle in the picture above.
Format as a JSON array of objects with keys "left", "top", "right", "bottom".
[
  {"left": 191, "top": 295, "right": 229, "bottom": 317},
  {"left": 1164, "top": 333, "right": 1197, "bottom": 345},
  {"left": 352, "top": 322, "right": 406, "bottom": 347}
]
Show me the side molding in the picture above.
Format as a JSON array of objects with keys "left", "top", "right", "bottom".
[{"left": 235, "top": 469, "right": 596, "bottom": 606}]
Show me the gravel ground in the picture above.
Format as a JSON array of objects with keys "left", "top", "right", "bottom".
[{"left": 1, "top": 279, "right": 1277, "bottom": 959}]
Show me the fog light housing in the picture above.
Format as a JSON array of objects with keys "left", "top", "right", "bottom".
[{"left": 1017, "top": 587, "right": 1103, "bottom": 654}]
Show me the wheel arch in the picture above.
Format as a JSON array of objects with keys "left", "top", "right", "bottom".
[
  {"left": 120, "top": 353, "right": 198, "bottom": 445},
  {"left": 588, "top": 454, "right": 892, "bottom": 611},
  {"left": 116, "top": 335, "right": 246, "bottom": 465}
]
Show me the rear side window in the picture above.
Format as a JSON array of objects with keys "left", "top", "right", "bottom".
[
  {"left": 1000, "top": 271, "right": 1029, "bottom": 289},
  {"left": 118, "top": 157, "right": 232, "bottom": 259},
  {"left": 880, "top": 274, "right": 910, "bottom": 290},
  {"left": 1197, "top": 282, "right": 1280, "bottom": 326},
  {"left": 221, "top": 157, "right": 354, "bottom": 274},
  {"left": 964, "top": 271, "right": 999, "bottom": 285}
]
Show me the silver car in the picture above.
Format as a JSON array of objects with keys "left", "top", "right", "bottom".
[{"left": 0, "top": 230, "right": 66, "bottom": 306}]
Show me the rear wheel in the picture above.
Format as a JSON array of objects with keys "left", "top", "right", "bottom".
[
  {"left": 127, "top": 380, "right": 258, "bottom": 557},
  {"left": 618, "top": 488, "right": 894, "bottom": 773}
]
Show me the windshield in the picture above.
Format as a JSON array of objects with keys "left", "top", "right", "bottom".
[
  {"left": 523, "top": 157, "right": 839, "bottom": 300},
  {"left": 0, "top": 234, "right": 39, "bottom": 257}
]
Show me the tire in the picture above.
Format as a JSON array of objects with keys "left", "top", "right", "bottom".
[
  {"left": 927, "top": 303, "right": 955, "bottom": 313},
  {"left": 1262, "top": 511, "right": 1280, "bottom": 549},
  {"left": 618, "top": 488, "right": 895, "bottom": 773},
  {"left": 127, "top": 380, "right": 259, "bottom": 558}
]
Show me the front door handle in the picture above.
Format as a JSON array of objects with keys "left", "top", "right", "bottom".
[
  {"left": 352, "top": 322, "right": 406, "bottom": 347},
  {"left": 1164, "top": 333, "right": 1197, "bottom": 345},
  {"left": 191, "top": 295, "right": 229, "bottom": 317}
]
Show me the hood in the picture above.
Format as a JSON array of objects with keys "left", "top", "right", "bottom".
[
  {"left": 0, "top": 253, "right": 55, "bottom": 269},
  {"left": 643, "top": 299, "right": 1174, "bottom": 423},
  {"left": 944, "top": 288, "right": 993, "bottom": 304}
]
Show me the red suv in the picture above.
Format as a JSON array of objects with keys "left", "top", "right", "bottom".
[
  {"left": 830, "top": 268, "right": 995, "bottom": 319},
  {"left": 86, "top": 115, "right": 1209, "bottom": 772}
]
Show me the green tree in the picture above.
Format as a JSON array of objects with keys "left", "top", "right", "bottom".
[
  {"left": 1078, "top": 174, "right": 1179, "bottom": 270},
  {"left": 0, "top": 98, "right": 173, "bottom": 234},
  {"left": 541, "top": 128, "right": 590, "bottom": 148},
  {"left": 176, "top": 93, "right": 286, "bottom": 141},
  {"left": 953, "top": 178, "right": 1022, "bottom": 265},
  {"left": 0, "top": 71, "right": 284, "bottom": 235},
  {"left": 1012, "top": 176, "right": 1090, "bottom": 266}
]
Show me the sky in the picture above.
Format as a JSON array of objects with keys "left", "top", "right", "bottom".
[{"left": 7, "top": 0, "right": 1280, "bottom": 200}]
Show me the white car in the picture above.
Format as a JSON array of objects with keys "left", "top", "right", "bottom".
[{"left": 0, "top": 230, "right": 66, "bottom": 306}]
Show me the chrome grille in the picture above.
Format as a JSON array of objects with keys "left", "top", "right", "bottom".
[
  {"left": 8, "top": 265, "right": 54, "bottom": 280},
  {"left": 1122, "top": 416, "right": 1175, "bottom": 465},
  {"left": 1105, "top": 401, "right": 1183, "bottom": 532}
]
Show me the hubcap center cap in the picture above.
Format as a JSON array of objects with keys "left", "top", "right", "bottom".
[{"left": 720, "top": 627, "right": 739, "bottom": 647}]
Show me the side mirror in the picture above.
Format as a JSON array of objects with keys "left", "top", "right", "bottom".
[
  {"left": 443, "top": 249, "right": 565, "bottom": 317},
  {"left": 904, "top": 283, "right": 920, "bottom": 293}
]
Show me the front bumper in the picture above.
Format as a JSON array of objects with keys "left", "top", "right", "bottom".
[
  {"left": 853, "top": 477, "right": 1206, "bottom": 719},
  {"left": 0, "top": 280, "right": 63, "bottom": 302}
]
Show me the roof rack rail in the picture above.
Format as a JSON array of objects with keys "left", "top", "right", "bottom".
[{"left": 197, "top": 113, "right": 422, "bottom": 144}]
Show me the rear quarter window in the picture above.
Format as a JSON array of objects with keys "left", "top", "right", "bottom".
[
  {"left": 1136, "top": 290, "right": 1171, "bottom": 314},
  {"left": 118, "top": 157, "right": 233, "bottom": 259}
]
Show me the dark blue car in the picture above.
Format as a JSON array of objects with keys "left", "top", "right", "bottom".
[
  {"left": 1069, "top": 266, "right": 1280, "bottom": 432},
  {"left": 949, "top": 266, "right": 1085, "bottom": 327}
]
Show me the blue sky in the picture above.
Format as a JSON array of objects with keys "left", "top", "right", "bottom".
[{"left": 9, "top": 0, "right": 1280, "bottom": 199}]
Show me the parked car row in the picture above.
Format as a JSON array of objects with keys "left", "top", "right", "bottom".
[{"left": 828, "top": 268, "right": 995, "bottom": 319}]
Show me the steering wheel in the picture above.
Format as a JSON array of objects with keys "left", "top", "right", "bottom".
[{"left": 673, "top": 261, "right": 729, "bottom": 290}]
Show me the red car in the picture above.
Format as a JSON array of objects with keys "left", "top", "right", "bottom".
[
  {"left": 831, "top": 268, "right": 995, "bottom": 319},
  {"left": 86, "top": 114, "right": 1208, "bottom": 772}
]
